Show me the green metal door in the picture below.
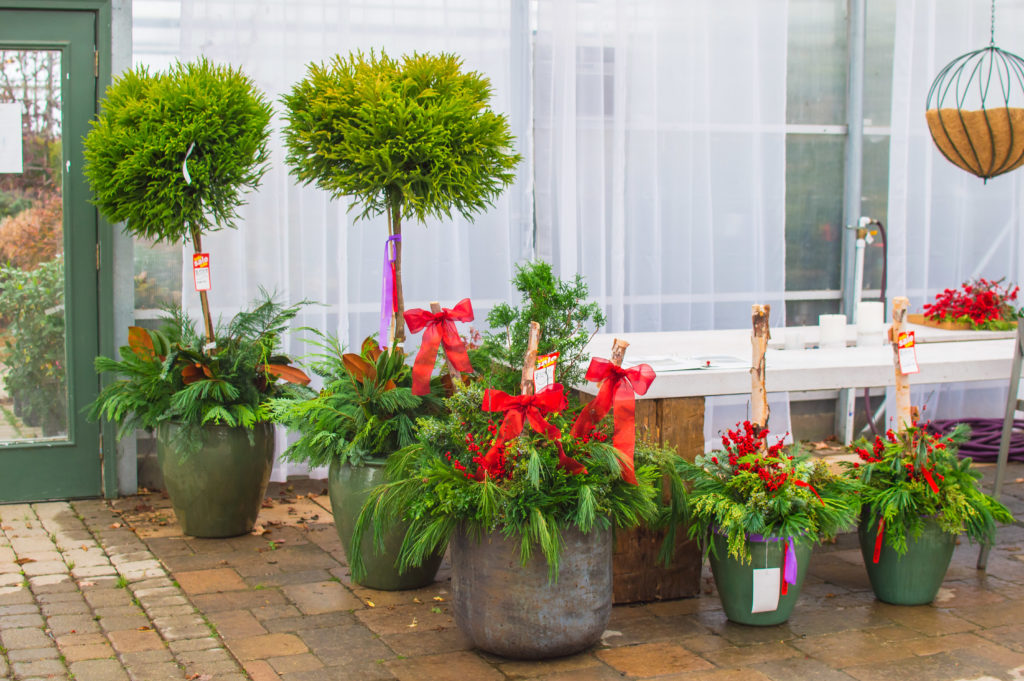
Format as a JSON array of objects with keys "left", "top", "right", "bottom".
[{"left": 0, "top": 9, "right": 102, "bottom": 500}]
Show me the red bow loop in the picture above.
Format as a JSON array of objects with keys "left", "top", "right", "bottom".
[
  {"left": 570, "top": 357, "right": 657, "bottom": 485},
  {"left": 584, "top": 358, "right": 656, "bottom": 396},
  {"left": 476, "top": 385, "right": 585, "bottom": 479},
  {"left": 403, "top": 299, "right": 475, "bottom": 395}
]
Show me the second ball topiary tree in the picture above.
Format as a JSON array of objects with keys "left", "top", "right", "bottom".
[{"left": 281, "top": 50, "right": 521, "bottom": 347}]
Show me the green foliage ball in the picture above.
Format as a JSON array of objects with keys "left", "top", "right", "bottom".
[
  {"left": 83, "top": 58, "right": 272, "bottom": 244},
  {"left": 281, "top": 50, "right": 521, "bottom": 224}
]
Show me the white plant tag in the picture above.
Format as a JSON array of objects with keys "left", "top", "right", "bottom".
[
  {"left": 182, "top": 141, "right": 195, "bottom": 184},
  {"left": 751, "top": 567, "right": 781, "bottom": 613}
]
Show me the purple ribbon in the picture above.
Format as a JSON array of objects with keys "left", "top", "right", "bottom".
[
  {"left": 748, "top": 534, "right": 798, "bottom": 585},
  {"left": 379, "top": 235, "right": 401, "bottom": 350}
]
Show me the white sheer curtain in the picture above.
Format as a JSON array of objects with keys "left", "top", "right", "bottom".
[
  {"left": 531, "top": 0, "right": 792, "bottom": 446},
  {"left": 175, "top": 0, "right": 533, "bottom": 480},
  {"left": 888, "top": 0, "right": 1024, "bottom": 423}
]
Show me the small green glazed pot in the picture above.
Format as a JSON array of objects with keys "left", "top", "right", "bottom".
[
  {"left": 708, "top": 533, "right": 813, "bottom": 626},
  {"left": 156, "top": 422, "right": 274, "bottom": 538},
  {"left": 328, "top": 458, "right": 444, "bottom": 590},
  {"left": 858, "top": 514, "right": 956, "bottom": 605}
]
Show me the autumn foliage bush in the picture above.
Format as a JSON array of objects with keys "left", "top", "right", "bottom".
[{"left": 0, "top": 191, "right": 62, "bottom": 269}]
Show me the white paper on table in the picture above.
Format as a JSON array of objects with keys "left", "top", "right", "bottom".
[
  {"left": 624, "top": 356, "right": 705, "bottom": 372},
  {"left": 0, "top": 104, "right": 24, "bottom": 174},
  {"left": 751, "top": 567, "right": 781, "bottom": 613},
  {"left": 624, "top": 355, "right": 750, "bottom": 372}
]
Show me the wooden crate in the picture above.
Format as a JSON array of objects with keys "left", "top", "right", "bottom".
[
  {"left": 907, "top": 313, "right": 1016, "bottom": 331},
  {"left": 614, "top": 396, "right": 705, "bottom": 603}
]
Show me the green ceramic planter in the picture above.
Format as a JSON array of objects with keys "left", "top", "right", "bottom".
[
  {"left": 858, "top": 515, "right": 956, "bottom": 605},
  {"left": 156, "top": 422, "right": 274, "bottom": 538},
  {"left": 708, "top": 533, "right": 813, "bottom": 626},
  {"left": 328, "top": 458, "right": 444, "bottom": 590}
]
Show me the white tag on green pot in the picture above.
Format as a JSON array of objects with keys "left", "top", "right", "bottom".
[{"left": 751, "top": 567, "right": 781, "bottom": 613}]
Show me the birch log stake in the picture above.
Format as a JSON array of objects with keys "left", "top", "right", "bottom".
[
  {"left": 610, "top": 338, "right": 630, "bottom": 367},
  {"left": 430, "top": 301, "right": 461, "bottom": 384},
  {"left": 520, "top": 321, "right": 541, "bottom": 396},
  {"left": 751, "top": 304, "right": 771, "bottom": 429},
  {"left": 889, "top": 296, "right": 913, "bottom": 431}
]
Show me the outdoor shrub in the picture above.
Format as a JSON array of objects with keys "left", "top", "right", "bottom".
[
  {"left": 0, "top": 256, "right": 67, "bottom": 435},
  {"left": 0, "top": 191, "right": 62, "bottom": 269}
]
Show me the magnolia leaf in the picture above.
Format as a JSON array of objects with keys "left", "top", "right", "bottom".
[
  {"left": 342, "top": 353, "right": 377, "bottom": 383},
  {"left": 181, "top": 364, "right": 205, "bottom": 384},
  {"left": 128, "top": 326, "right": 156, "bottom": 359},
  {"left": 384, "top": 379, "right": 397, "bottom": 391},
  {"left": 361, "top": 336, "right": 382, "bottom": 362},
  {"left": 264, "top": 363, "right": 312, "bottom": 386}
]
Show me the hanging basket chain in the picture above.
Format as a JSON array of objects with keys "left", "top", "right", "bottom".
[{"left": 990, "top": 0, "right": 996, "bottom": 47}]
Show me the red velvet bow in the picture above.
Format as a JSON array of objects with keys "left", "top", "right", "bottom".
[
  {"left": 570, "top": 358, "right": 656, "bottom": 485},
  {"left": 476, "top": 384, "right": 587, "bottom": 479},
  {"left": 403, "top": 298, "right": 475, "bottom": 396}
]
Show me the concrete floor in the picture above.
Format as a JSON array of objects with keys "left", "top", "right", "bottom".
[{"left": 0, "top": 462, "right": 1022, "bottom": 681}]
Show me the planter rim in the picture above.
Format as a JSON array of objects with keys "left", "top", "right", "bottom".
[
  {"left": 158, "top": 420, "right": 273, "bottom": 432},
  {"left": 860, "top": 511, "right": 962, "bottom": 548},
  {"left": 710, "top": 525, "right": 817, "bottom": 544},
  {"left": 459, "top": 519, "right": 615, "bottom": 539},
  {"left": 335, "top": 457, "right": 388, "bottom": 468}
]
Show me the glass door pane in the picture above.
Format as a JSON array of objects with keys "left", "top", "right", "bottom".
[{"left": 0, "top": 49, "right": 69, "bottom": 441}]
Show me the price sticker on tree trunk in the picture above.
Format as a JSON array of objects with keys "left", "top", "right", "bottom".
[
  {"left": 192, "top": 253, "right": 212, "bottom": 292},
  {"left": 534, "top": 352, "right": 559, "bottom": 392},
  {"left": 897, "top": 331, "right": 919, "bottom": 374}
]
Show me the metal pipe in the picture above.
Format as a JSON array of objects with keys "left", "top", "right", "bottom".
[{"left": 836, "top": 0, "right": 868, "bottom": 443}]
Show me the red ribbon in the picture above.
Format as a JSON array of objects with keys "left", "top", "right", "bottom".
[
  {"left": 403, "top": 298, "right": 475, "bottom": 396},
  {"left": 792, "top": 479, "right": 824, "bottom": 505},
  {"left": 570, "top": 358, "right": 656, "bottom": 485},
  {"left": 921, "top": 467, "right": 940, "bottom": 494},
  {"left": 781, "top": 540, "right": 789, "bottom": 596},
  {"left": 476, "top": 384, "right": 587, "bottom": 479},
  {"left": 873, "top": 517, "right": 885, "bottom": 564}
]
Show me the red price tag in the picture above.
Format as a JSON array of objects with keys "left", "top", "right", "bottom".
[
  {"left": 534, "top": 352, "right": 559, "bottom": 392},
  {"left": 897, "top": 331, "right": 919, "bottom": 374},
  {"left": 192, "top": 253, "right": 211, "bottom": 292}
]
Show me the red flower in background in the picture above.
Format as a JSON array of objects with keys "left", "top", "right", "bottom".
[{"left": 922, "top": 278, "right": 1019, "bottom": 329}]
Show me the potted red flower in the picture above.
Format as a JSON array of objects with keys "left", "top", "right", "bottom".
[
  {"left": 676, "top": 421, "right": 857, "bottom": 626},
  {"left": 842, "top": 422, "right": 1013, "bottom": 605},
  {"left": 915, "top": 278, "right": 1019, "bottom": 330}
]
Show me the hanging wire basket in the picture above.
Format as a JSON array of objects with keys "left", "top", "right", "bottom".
[{"left": 925, "top": 3, "right": 1024, "bottom": 181}]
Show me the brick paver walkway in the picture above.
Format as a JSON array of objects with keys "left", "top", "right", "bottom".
[{"left": 1, "top": 463, "right": 1022, "bottom": 681}]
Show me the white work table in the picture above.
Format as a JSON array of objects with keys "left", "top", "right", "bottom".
[
  {"left": 583, "top": 322, "right": 1016, "bottom": 604},
  {"left": 583, "top": 324, "right": 1016, "bottom": 400}
]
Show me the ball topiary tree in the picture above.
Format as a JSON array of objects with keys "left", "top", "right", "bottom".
[
  {"left": 83, "top": 58, "right": 272, "bottom": 345},
  {"left": 281, "top": 50, "right": 521, "bottom": 347}
]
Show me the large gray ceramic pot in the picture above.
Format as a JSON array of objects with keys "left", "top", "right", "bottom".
[
  {"left": 328, "top": 458, "right": 444, "bottom": 590},
  {"left": 450, "top": 524, "right": 612, "bottom": 659},
  {"left": 157, "top": 422, "right": 274, "bottom": 538}
]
